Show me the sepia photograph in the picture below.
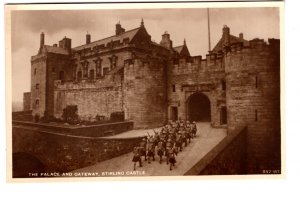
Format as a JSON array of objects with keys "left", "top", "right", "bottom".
[{"left": 6, "top": 2, "right": 283, "bottom": 180}]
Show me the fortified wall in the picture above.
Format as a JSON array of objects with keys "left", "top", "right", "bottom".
[{"left": 225, "top": 38, "right": 281, "bottom": 173}]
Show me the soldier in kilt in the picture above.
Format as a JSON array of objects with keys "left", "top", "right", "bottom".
[
  {"left": 157, "top": 140, "right": 165, "bottom": 164},
  {"left": 132, "top": 147, "right": 142, "bottom": 171},
  {"left": 139, "top": 138, "right": 147, "bottom": 161},
  {"left": 192, "top": 121, "right": 197, "bottom": 137},
  {"left": 147, "top": 137, "right": 155, "bottom": 164},
  {"left": 169, "top": 151, "right": 177, "bottom": 171}
]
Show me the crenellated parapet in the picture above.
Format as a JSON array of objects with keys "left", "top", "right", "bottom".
[{"left": 225, "top": 38, "right": 280, "bottom": 73}]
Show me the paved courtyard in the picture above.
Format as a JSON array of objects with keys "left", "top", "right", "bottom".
[{"left": 72, "top": 122, "right": 227, "bottom": 176}]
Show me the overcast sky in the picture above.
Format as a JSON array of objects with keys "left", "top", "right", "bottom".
[{"left": 11, "top": 7, "right": 279, "bottom": 102}]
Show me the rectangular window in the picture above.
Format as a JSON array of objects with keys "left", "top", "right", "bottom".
[
  {"left": 222, "top": 80, "right": 226, "bottom": 90},
  {"left": 35, "top": 83, "right": 39, "bottom": 89},
  {"left": 255, "top": 76, "right": 259, "bottom": 88},
  {"left": 172, "top": 85, "right": 176, "bottom": 92},
  {"left": 103, "top": 67, "right": 109, "bottom": 75},
  {"left": 255, "top": 109, "right": 258, "bottom": 121},
  {"left": 34, "top": 68, "right": 37, "bottom": 75}
]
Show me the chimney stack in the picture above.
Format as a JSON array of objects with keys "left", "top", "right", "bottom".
[
  {"left": 222, "top": 25, "right": 230, "bottom": 46},
  {"left": 40, "top": 32, "right": 45, "bottom": 48},
  {"left": 160, "top": 31, "right": 173, "bottom": 50},
  {"left": 116, "top": 22, "right": 125, "bottom": 36},
  {"left": 86, "top": 33, "right": 91, "bottom": 44},
  {"left": 239, "top": 33, "right": 244, "bottom": 40}
]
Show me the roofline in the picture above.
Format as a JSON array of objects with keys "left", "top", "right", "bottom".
[{"left": 72, "top": 27, "right": 141, "bottom": 50}]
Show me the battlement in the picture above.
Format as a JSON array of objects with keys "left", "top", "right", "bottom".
[
  {"left": 54, "top": 71, "right": 122, "bottom": 91},
  {"left": 225, "top": 38, "right": 279, "bottom": 54}
]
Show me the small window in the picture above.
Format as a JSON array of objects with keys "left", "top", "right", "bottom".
[
  {"left": 181, "top": 85, "right": 184, "bottom": 92},
  {"left": 103, "top": 67, "right": 109, "bottom": 75},
  {"left": 255, "top": 76, "right": 259, "bottom": 88},
  {"left": 35, "top": 83, "right": 39, "bottom": 89},
  {"left": 255, "top": 110, "right": 258, "bottom": 121},
  {"left": 59, "top": 71, "right": 65, "bottom": 81},
  {"left": 52, "top": 67, "right": 56, "bottom": 73},
  {"left": 34, "top": 68, "right": 37, "bottom": 75},
  {"left": 222, "top": 80, "right": 226, "bottom": 90},
  {"left": 172, "top": 85, "right": 176, "bottom": 92}
]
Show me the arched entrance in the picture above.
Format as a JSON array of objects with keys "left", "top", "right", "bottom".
[{"left": 187, "top": 92, "right": 211, "bottom": 122}]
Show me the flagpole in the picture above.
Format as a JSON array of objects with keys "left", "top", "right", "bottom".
[{"left": 207, "top": 8, "right": 211, "bottom": 52}]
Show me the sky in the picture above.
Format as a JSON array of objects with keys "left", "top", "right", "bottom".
[{"left": 10, "top": 7, "right": 280, "bottom": 102}]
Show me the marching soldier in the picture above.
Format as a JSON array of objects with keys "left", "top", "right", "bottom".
[
  {"left": 132, "top": 147, "right": 142, "bottom": 171},
  {"left": 147, "top": 136, "right": 155, "bottom": 163},
  {"left": 169, "top": 151, "right": 177, "bottom": 171},
  {"left": 192, "top": 121, "right": 197, "bottom": 137},
  {"left": 157, "top": 139, "right": 165, "bottom": 164},
  {"left": 139, "top": 138, "right": 147, "bottom": 161}
]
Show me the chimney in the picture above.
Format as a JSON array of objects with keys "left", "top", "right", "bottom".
[
  {"left": 222, "top": 25, "right": 230, "bottom": 46},
  {"left": 160, "top": 31, "right": 173, "bottom": 50},
  {"left": 116, "top": 22, "right": 125, "bottom": 36},
  {"left": 40, "top": 32, "right": 45, "bottom": 48},
  {"left": 59, "top": 36, "right": 72, "bottom": 51},
  {"left": 86, "top": 33, "right": 91, "bottom": 44},
  {"left": 239, "top": 33, "right": 243, "bottom": 40}
]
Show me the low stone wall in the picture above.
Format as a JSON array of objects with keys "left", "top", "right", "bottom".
[
  {"left": 185, "top": 127, "right": 247, "bottom": 175},
  {"left": 12, "top": 126, "right": 144, "bottom": 177},
  {"left": 12, "top": 120, "right": 133, "bottom": 137}
]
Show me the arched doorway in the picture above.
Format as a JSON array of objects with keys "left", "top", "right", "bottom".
[{"left": 187, "top": 92, "right": 211, "bottom": 122}]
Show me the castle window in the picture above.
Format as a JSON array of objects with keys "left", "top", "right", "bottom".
[
  {"left": 34, "top": 68, "right": 37, "bottom": 75},
  {"left": 77, "top": 71, "right": 82, "bottom": 81},
  {"left": 89, "top": 69, "right": 95, "bottom": 80},
  {"left": 110, "top": 55, "right": 118, "bottom": 69},
  {"left": 52, "top": 67, "right": 56, "bottom": 73},
  {"left": 222, "top": 80, "right": 226, "bottom": 90},
  {"left": 172, "top": 85, "right": 176, "bottom": 92},
  {"left": 103, "top": 67, "right": 109, "bottom": 75},
  {"left": 255, "top": 109, "right": 258, "bottom": 121},
  {"left": 59, "top": 71, "right": 65, "bottom": 82},
  {"left": 255, "top": 76, "right": 259, "bottom": 88},
  {"left": 95, "top": 59, "right": 102, "bottom": 77},
  {"left": 81, "top": 61, "right": 89, "bottom": 78},
  {"left": 123, "top": 38, "right": 129, "bottom": 44},
  {"left": 181, "top": 85, "right": 184, "bottom": 92},
  {"left": 35, "top": 83, "right": 39, "bottom": 89}
]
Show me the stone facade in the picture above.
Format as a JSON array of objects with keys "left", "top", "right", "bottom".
[
  {"left": 27, "top": 22, "right": 281, "bottom": 173},
  {"left": 23, "top": 92, "right": 31, "bottom": 111}
]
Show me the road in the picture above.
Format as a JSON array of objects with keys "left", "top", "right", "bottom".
[{"left": 72, "top": 122, "right": 226, "bottom": 176}]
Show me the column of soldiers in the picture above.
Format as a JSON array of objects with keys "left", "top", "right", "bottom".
[{"left": 132, "top": 120, "right": 198, "bottom": 171}]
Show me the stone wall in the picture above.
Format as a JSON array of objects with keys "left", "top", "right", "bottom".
[
  {"left": 185, "top": 127, "right": 247, "bottom": 175},
  {"left": 225, "top": 39, "right": 281, "bottom": 173},
  {"left": 54, "top": 72, "right": 123, "bottom": 120},
  {"left": 12, "top": 125, "right": 143, "bottom": 176},
  {"left": 46, "top": 53, "right": 73, "bottom": 117},
  {"left": 12, "top": 120, "right": 133, "bottom": 137},
  {"left": 23, "top": 92, "right": 31, "bottom": 111},
  {"left": 124, "top": 55, "right": 168, "bottom": 128},
  {"left": 31, "top": 54, "right": 47, "bottom": 117}
]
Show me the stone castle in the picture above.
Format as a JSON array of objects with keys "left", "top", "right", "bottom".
[{"left": 26, "top": 20, "right": 281, "bottom": 173}]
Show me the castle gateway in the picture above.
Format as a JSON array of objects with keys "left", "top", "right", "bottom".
[{"left": 30, "top": 20, "right": 279, "bottom": 131}]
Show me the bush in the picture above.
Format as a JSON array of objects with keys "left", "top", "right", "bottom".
[
  {"left": 62, "top": 105, "right": 79, "bottom": 125},
  {"left": 110, "top": 111, "right": 124, "bottom": 122}
]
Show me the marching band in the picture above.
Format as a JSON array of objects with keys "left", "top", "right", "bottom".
[{"left": 132, "top": 120, "right": 198, "bottom": 171}]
